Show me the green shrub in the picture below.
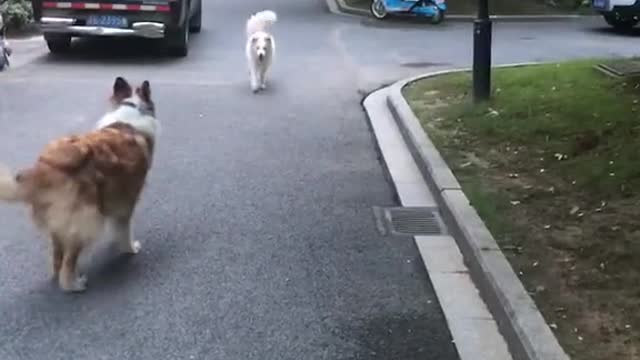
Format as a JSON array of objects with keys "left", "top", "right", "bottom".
[{"left": 0, "top": 0, "right": 33, "bottom": 30}]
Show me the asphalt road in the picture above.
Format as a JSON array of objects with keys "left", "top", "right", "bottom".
[{"left": 1, "top": 1, "right": 640, "bottom": 359}]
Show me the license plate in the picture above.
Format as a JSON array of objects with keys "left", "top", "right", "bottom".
[
  {"left": 592, "top": 0, "right": 607, "bottom": 9},
  {"left": 86, "top": 15, "right": 128, "bottom": 28}
]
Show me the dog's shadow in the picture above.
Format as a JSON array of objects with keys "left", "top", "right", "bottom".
[
  {"left": 245, "top": 80, "right": 280, "bottom": 96},
  {"left": 80, "top": 241, "right": 142, "bottom": 287},
  {"left": 0, "top": 239, "right": 163, "bottom": 332}
]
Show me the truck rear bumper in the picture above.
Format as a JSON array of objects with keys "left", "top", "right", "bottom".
[
  {"left": 593, "top": 0, "right": 640, "bottom": 13},
  {"left": 40, "top": 16, "right": 165, "bottom": 38}
]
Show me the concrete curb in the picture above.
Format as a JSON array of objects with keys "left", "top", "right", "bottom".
[
  {"left": 329, "top": 0, "right": 598, "bottom": 22},
  {"left": 386, "top": 64, "right": 571, "bottom": 360}
]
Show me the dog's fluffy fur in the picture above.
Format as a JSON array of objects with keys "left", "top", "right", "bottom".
[
  {"left": 245, "top": 10, "right": 277, "bottom": 93},
  {"left": 0, "top": 77, "right": 159, "bottom": 293}
]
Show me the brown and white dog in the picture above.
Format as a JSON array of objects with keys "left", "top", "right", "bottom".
[{"left": 0, "top": 77, "right": 160, "bottom": 293}]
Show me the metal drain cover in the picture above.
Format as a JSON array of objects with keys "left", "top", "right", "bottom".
[{"left": 373, "top": 206, "right": 446, "bottom": 236}]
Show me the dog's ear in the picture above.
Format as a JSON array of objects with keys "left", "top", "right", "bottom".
[
  {"left": 136, "top": 80, "right": 152, "bottom": 103},
  {"left": 112, "top": 77, "right": 132, "bottom": 103}
]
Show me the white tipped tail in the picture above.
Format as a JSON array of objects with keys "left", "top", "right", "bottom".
[
  {"left": 246, "top": 10, "right": 277, "bottom": 37},
  {"left": 0, "top": 164, "right": 21, "bottom": 202}
]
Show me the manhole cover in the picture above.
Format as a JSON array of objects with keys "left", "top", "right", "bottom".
[
  {"left": 373, "top": 206, "right": 446, "bottom": 236},
  {"left": 596, "top": 58, "right": 640, "bottom": 78}
]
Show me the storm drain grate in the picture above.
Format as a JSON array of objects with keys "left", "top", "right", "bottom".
[{"left": 373, "top": 206, "right": 446, "bottom": 236}]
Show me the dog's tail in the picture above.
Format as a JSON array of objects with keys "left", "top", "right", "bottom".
[
  {"left": 246, "top": 10, "right": 277, "bottom": 37},
  {"left": 0, "top": 164, "right": 24, "bottom": 202}
]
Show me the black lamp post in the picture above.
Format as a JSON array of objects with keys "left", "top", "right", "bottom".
[{"left": 472, "top": 0, "right": 492, "bottom": 102}]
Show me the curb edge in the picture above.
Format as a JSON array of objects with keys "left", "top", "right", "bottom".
[
  {"left": 386, "top": 63, "right": 571, "bottom": 360},
  {"left": 329, "top": 0, "right": 599, "bottom": 22}
]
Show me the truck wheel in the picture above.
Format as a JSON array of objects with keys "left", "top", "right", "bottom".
[
  {"left": 189, "top": 0, "right": 202, "bottom": 33},
  {"left": 166, "top": 22, "right": 189, "bottom": 57},
  {"left": 604, "top": 13, "right": 639, "bottom": 31},
  {"left": 44, "top": 33, "right": 71, "bottom": 54}
]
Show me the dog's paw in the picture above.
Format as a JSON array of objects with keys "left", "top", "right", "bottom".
[
  {"left": 61, "top": 275, "right": 88, "bottom": 293},
  {"left": 121, "top": 240, "right": 142, "bottom": 255},
  {"left": 130, "top": 240, "right": 142, "bottom": 254}
]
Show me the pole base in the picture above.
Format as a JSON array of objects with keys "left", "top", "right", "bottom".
[{"left": 472, "top": 19, "right": 492, "bottom": 102}]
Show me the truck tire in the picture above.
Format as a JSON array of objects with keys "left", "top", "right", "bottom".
[
  {"left": 189, "top": 0, "right": 202, "bottom": 33},
  {"left": 44, "top": 33, "right": 72, "bottom": 53},
  {"left": 166, "top": 22, "right": 189, "bottom": 57},
  {"left": 604, "top": 13, "right": 639, "bottom": 30}
]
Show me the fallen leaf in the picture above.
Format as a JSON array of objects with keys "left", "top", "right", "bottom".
[{"left": 570, "top": 206, "right": 580, "bottom": 215}]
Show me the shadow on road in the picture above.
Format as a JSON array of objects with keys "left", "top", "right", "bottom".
[
  {"left": 587, "top": 25, "right": 640, "bottom": 37},
  {"left": 338, "top": 311, "right": 460, "bottom": 359},
  {"left": 30, "top": 32, "right": 209, "bottom": 66},
  {"left": 359, "top": 16, "right": 458, "bottom": 30}
]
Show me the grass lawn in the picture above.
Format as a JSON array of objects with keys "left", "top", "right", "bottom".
[
  {"left": 344, "top": 0, "right": 594, "bottom": 15},
  {"left": 403, "top": 60, "right": 640, "bottom": 360}
]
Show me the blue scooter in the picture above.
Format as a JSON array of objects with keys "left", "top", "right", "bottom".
[{"left": 370, "top": 0, "right": 447, "bottom": 24}]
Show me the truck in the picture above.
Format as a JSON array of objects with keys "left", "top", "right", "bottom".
[
  {"left": 31, "top": 0, "right": 202, "bottom": 56},
  {"left": 592, "top": 0, "right": 640, "bottom": 30}
]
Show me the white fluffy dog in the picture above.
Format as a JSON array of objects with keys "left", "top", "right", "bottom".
[{"left": 245, "top": 10, "right": 277, "bottom": 93}]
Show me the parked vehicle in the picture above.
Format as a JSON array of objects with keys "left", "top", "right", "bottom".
[
  {"left": 30, "top": 0, "right": 202, "bottom": 56},
  {"left": 592, "top": 0, "right": 640, "bottom": 30},
  {"left": 370, "top": 0, "right": 447, "bottom": 24}
]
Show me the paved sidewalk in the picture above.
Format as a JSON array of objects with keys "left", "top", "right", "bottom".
[
  {"left": 364, "top": 86, "right": 513, "bottom": 360},
  {"left": 327, "top": 0, "right": 597, "bottom": 22},
  {"left": 364, "top": 68, "right": 571, "bottom": 360}
]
